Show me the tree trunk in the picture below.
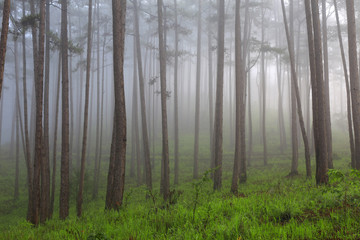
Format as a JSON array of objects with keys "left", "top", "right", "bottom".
[
  {"left": 41, "top": 0, "right": 51, "bottom": 221},
  {"left": 77, "top": 0, "right": 92, "bottom": 217},
  {"left": 105, "top": 0, "right": 127, "bottom": 210},
  {"left": 207, "top": 28, "right": 214, "bottom": 172},
  {"left": 157, "top": 0, "right": 170, "bottom": 200},
  {"left": 60, "top": 0, "right": 70, "bottom": 219},
  {"left": 50, "top": 52, "right": 61, "bottom": 218},
  {"left": 322, "top": 0, "right": 333, "bottom": 169},
  {"left": 346, "top": 0, "right": 360, "bottom": 170},
  {"left": 193, "top": 0, "right": 201, "bottom": 179},
  {"left": 30, "top": 0, "right": 46, "bottom": 225},
  {"left": 173, "top": 0, "right": 179, "bottom": 185},
  {"left": 0, "top": 0, "right": 11, "bottom": 100},
  {"left": 133, "top": 0, "right": 152, "bottom": 190},
  {"left": 281, "top": 0, "right": 311, "bottom": 178},
  {"left": 333, "top": 0, "right": 355, "bottom": 167},
  {"left": 213, "top": 0, "right": 225, "bottom": 190},
  {"left": 231, "top": 0, "right": 246, "bottom": 193}
]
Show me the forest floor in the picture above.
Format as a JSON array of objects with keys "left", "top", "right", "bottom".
[{"left": 0, "top": 148, "right": 360, "bottom": 239}]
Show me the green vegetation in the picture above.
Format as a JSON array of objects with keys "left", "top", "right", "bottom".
[{"left": 1, "top": 141, "right": 360, "bottom": 239}]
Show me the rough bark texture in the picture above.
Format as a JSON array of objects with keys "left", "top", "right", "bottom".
[
  {"left": 346, "top": 0, "right": 360, "bottom": 170},
  {"left": 77, "top": 0, "right": 92, "bottom": 217},
  {"left": 105, "top": 0, "right": 127, "bottom": 210},
  {"left": 31, "top": 0, "right": 46, "bottom": 225},
  {"left": 0, "top": 0, "right": 11, "bottom": 100},
  {"left": 157, "top": 0, "right": 170, "bottom": 200},
  {"left": 213, "top": 0, "right": 225, "bottom": 190},
  {"left": 60, "top": 0, "right": 70, "bottom": 219}
]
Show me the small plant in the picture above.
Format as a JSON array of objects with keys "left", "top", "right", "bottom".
[
  {"left": 192, "top": 168, "right": 214, "bottom": 222},
  {"left": 87, "top": 232, "right": 110, "bottom": 240}
]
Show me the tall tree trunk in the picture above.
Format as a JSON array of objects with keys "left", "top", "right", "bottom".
[
  {"left": 14, "top": 37, "right": 20, "bottom": 201},
  {"left": 173, "top": 0, "right": 179, "bottom": 185},
  {"left": 281, "top": 0, "right": 311, "bottom": 178},
  {"left": 105, "top": 0, "right": 127, "bottom": 210},
  {"left": 60, "top": 0, "right": 70, "bottom": 219},
  {"left": 231, "top": 0, "right": 246, "bottom": 193},
  {"left": 213, "top": 0, "right": 225, "bottom": 190},
  {"left": 30, "top": 0, "right": 46, "bottom": 225},
  {"left": 157, "top": 0, "right": 170, "bottom": 200},
  {"left": 289, "top": 0, "right": 298, "bottom": 176},
  {"left": 130, "top": 37, "right": 141, "bottom": 185},
  {"left": 0, "top": 0, "right": 11, "bottom": 100},
  {"left": 41, "top": 0, "right": 51, "bottom": 221},
  {"left": 133, "top": 0, "right": 152, "bottom": 190},
  {"left": 346, "top": 0, "right": 360, "bottom": 170},
  {"left": 261, "top": 3, "right": 267, "bottom": 166},
  {"left": 22, "top": 0, "right": 33, "bottom": 221},
  {"left": 193, "top": 0, "right": 202, "bottom": 179},
  {"left": 50, "top": 52, "right": 61, "bottom": 218},
  {"left": 92, "top": 0, "right": 101, "bottom": 200},
  {"left": 77, "top": 0, "right": 92, "bottom": 217},
  {"left": 208, "top": 28, "right": 214, "bottom": 172},
  {"left": 333, "top": 0, "right": 355, "bottom": 167},
  {"left": 322, "top": 0, "right": 333, "bottom": 169}
]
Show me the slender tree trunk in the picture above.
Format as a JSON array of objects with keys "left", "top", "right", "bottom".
[
  {"left": 173, "top": 0, "right": 179, "bottom": 185},
  {"left": 157, "top": 0, "right": 170, "bottom": 200},
  {"left": 289, "top": 0, "right": 298, "bottom": 176},
  {"left": 77, "top": 0, "right": 92, "bottom": 217},
  {"left": 60, "top": 0, "right": 70, "bottom": 219},
  {"left": 281, "top": 0, "right": 311, "bottom": 178},
  {"left": 0, "top": 0, "right": 11, "bottom": 100},
  {"left": 346, "top": 0, "right": 360, "bottom": 170},
  {"left": 133, "top": 0, "right": 152, "bottom": 190},
  {"left": 49, "top": 52, "right": 61, "bottom": 218},
  {"left": 92, "top": 0, "right": 101, "bottom": 199},
  {"left": 14, "top": 37, "right": 20, "bottom": 201},
  {"left": 41, "top": 0, "right": 51, "bottom": 221},
  {"left": 213, "top": 0, "right": 225, "bottom": 190},
  {"left": 30, "top": 0, "right": 46, "bottom": 225},
  {"left": 231, "top": 0, "right": 246, "bottom": 193},
  {"left": 193, "top": 0, "right": 202, "bottom": 179},
  {"left": 261, "top": 3, "right": 267, "bottom": 166},
  {"left": 105, "top": 0, "right": 127, "bottom": 210},
  {"left": 322, "top": 0, "right": 333, "bottom": 169},
  {"left": 208, "top": 28, "right": 214, "bottom": 171},
  {"left": 333, "top": 0, "right": 355, "bottom": 167}
]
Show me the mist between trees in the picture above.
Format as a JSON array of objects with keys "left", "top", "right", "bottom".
[{"left": 0, "top": 0, "right": 359, "bottom": 228}]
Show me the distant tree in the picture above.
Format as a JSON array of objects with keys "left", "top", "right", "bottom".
[
  {"left": 333, "top": 0, "right": 355, "bottom": 167},
  {"left": 157, "top": 0, "right": 170, "bottom": 200},
  {"left": 346, "top": 0, "right": 360, "bottom": 170},
  {"left": 193, "top": 0, "right": 201, "bottom": 179},
  {"left": 0, "top": 0, "right": 11, "bottom": 100},
  {"left": 133, "top": 0, "right": 152, "bottom": 190},
  {"left": 213, "top": 0, "right": 225, "bottom": 190},
  {"left": 60, "top": 0, "right": 70, "bottom": 219},
  {"left": 77, "top": 0, "right": 93, "bottom": 217},
  {"left": 173, "top": 0, "right": 179, "bottom": 185},
  {"left": 105, "top": 0, "right": 127, "bottom": 210},
  {"left": 231, "top": 0, "right": 246, "bottom": 194}
]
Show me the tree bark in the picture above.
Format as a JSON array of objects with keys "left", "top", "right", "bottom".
[
  {"left": 157, "top": 0, "right": 170, "bottom": 200},
  {"left": 346, "top": 0, "right": 360, "bottom": 170},
  {"left": 333, "top": 0, "right": 355, "bottom": 167},
  {"left": 133, "top": 0, "right": 152, "bottom": 190},
  {"left": 77, "top": 0, "right": 92, "bottom": 217},
  {"left": 60, "top": 0, "right": 70, "bottom": 219},
  {"left": 0, "top": 0, "right": 11, "bottom": 100},
  {"left": 213, "top": 0, "right": 225, "bottom": 190},
  {"left": 193, "top": 0, "right": 202, "bottom": 179},
  {"left": 174, "top": 0, "right": 179, "bottom": 185},
  {"left": 105, "top": 0, "right": 127, "bottom": 210}
]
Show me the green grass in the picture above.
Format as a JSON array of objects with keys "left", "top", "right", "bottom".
[{"left": 0, "top": 139, "right": 360, "bottom": 239}]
